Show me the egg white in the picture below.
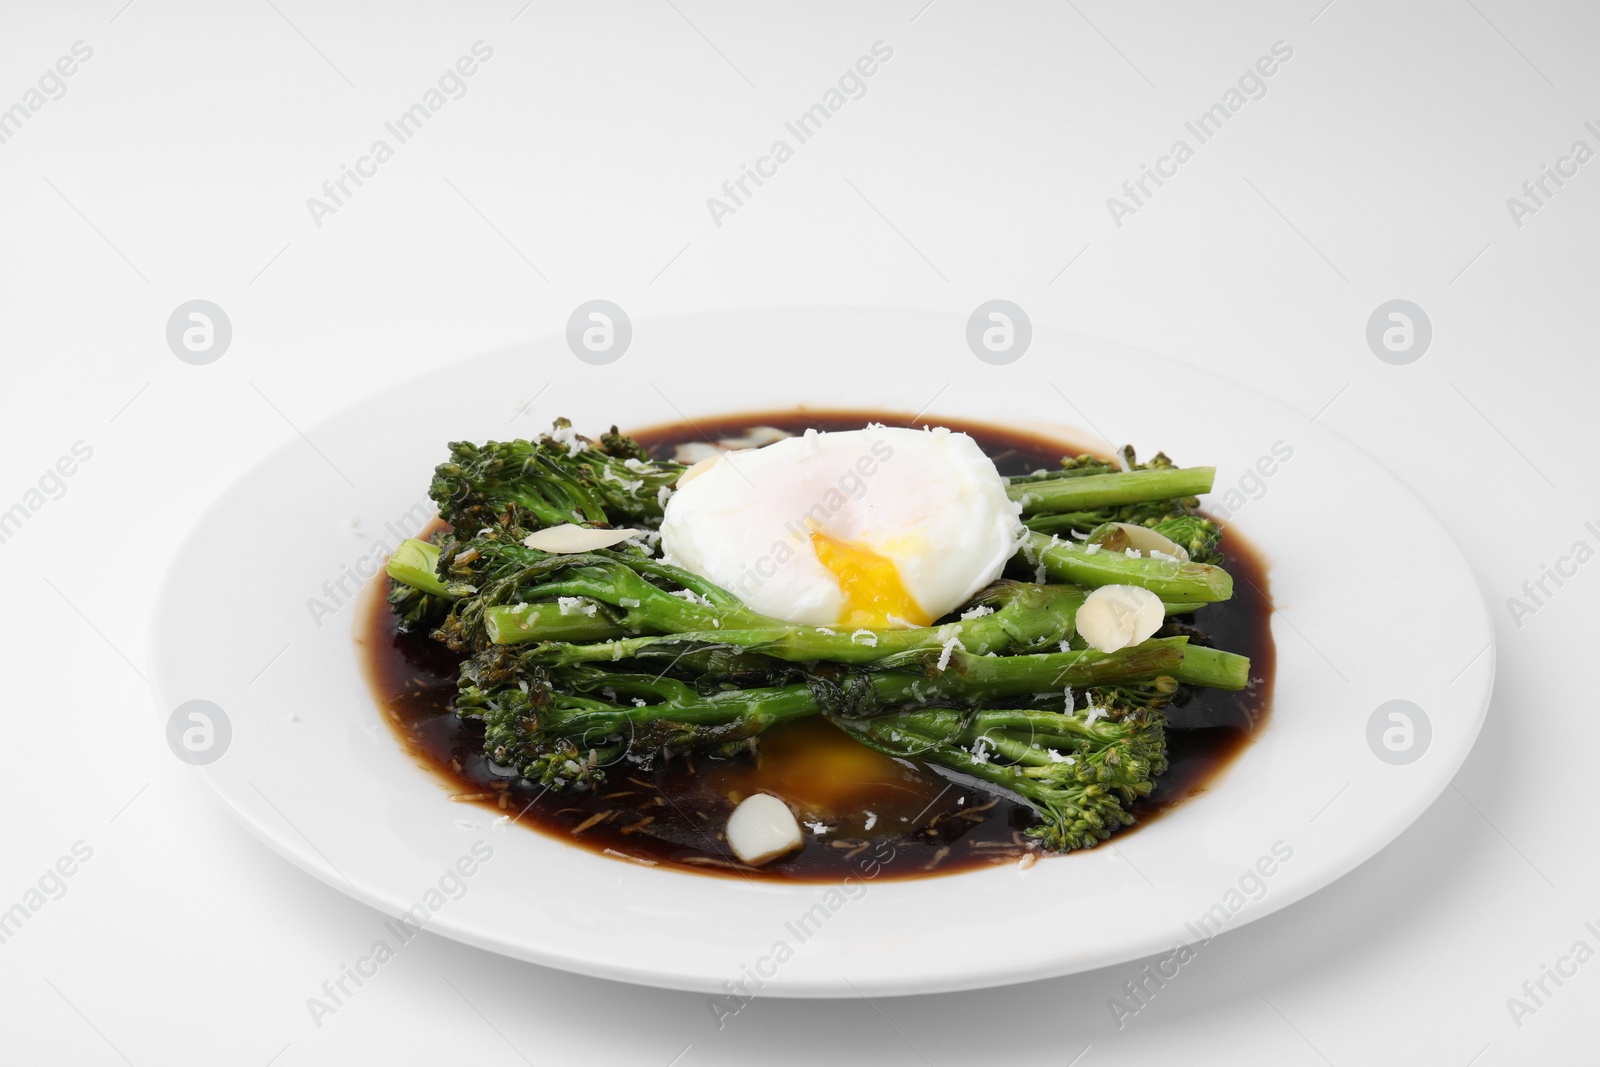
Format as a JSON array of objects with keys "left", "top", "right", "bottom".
[{"left": 660, "top": 426, "right": 1022, "bottom": 627}]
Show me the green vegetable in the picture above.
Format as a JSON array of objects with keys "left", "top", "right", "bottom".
[
  {"left": 383, "top": 422, "right": 1257, "bottom": 853},
  {"left": 1017, "top": 531, "right": 1233, "bottom": 602},
  {"left": 452, "top": 634, "right": 1245, "bottom": 787},
  {"left": 830, "top": 698, "right": 1168, "bottom": 852},
  {"left": 1007, "top": 465, "right": 1215, "bottom": 515},
  {"left": 430, "top": 419, "right": 683, "bottom": 533},
  {"left": 1007, "top": 449, "right": 1224, "bottom": 564}
]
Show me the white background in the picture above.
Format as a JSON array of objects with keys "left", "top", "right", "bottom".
[{"left": 1, "top": 1, "right": 1596, "bottom": 1064}]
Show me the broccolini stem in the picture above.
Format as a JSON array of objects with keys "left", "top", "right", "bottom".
[
  {"left": 480, "top": 601, "right": 628, "bottom": 643},
  {"left": 482, "top": 563, "right": 1211, "bottom": 660},
  {"left": 1164, "top": 642, "right": 1252, "bottom": 690},
  {"left": 534, "top": 671, "right": 823, "bottom": 737},
  {"left": 899, "top": 707, "right": 1138, "bottom": 748},
  {"left": 1019, "top": 530, "right": 1232, "bottom": 602},
  {"left": 489, "top": 580, "right": 1086, "bottom": 663},
  {"left": 872, "top": 642, "right": 1188, "bottom": 700},
  {"left": 542, "top": 640, "right": 1192, "bottom": 728},
  {"left": 386, "top": 538, "right": 453, "bottom": 597},
  {"left": 1007, "top": 466, "right": 1215, "bottom": 515},
  {"left": 883, "top": 638, "right": 1248, "bottom": 694}
]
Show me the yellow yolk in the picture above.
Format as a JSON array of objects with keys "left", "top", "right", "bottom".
[{"left": 810, "top": 532, "right": 931, "bottom": 628}]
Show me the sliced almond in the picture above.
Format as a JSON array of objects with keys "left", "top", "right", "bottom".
[
  {"left": 675, "top": 454, "right": 722, "bottom": 487},
  {"left": 1075, "top": 584, "right": 1165, "bottom": 653},
  {"left": 719, "top": 426, "right": 791, "bottom": 449},
  {"left": 673, "top": 441, "right": 723, "bottom": 464},
  {"left": 671, "top": 427, "right": 790, "bottom": 465},
  {"left": 1099, "top": 523, "right": 1189, "bottom": 562},
  {"left": 521, "top": 524, "right": 642, "bottom": 553},
  {"left": 725, "top": 793, "right": 803, "bottom": 866}
]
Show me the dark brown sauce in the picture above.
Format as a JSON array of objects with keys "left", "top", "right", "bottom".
[{"left": 361, "top": 411, "right": 1275, "bottom": 881}]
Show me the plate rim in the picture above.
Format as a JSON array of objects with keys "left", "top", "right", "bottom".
[{"left": 146, "top": 308, "right": 1497, "bottom": 996}]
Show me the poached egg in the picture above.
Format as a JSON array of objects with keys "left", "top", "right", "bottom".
[{"left": 660, "top": 425, "right": 1021, "bottom": 628}]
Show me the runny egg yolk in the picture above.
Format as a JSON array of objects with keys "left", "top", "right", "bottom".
[{"left": 810, "top": 531, "right": 932, "bottom": 628}]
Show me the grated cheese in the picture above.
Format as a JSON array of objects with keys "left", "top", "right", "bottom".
[{"left": 550, "top": 423, "right": 585, "bottom": 457}]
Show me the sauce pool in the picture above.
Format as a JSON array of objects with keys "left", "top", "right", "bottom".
[{"left": 361, "top": 411, "right": 1275, "bottom": 881}]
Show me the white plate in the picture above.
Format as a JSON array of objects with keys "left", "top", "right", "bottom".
[{"left": 147, "top": 308, "right": 1494, "bottom": 997}]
